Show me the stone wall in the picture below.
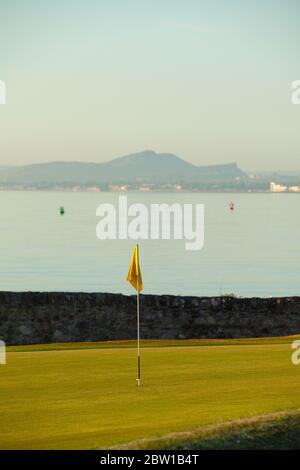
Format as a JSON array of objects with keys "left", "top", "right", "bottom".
[{"left": 0, "top": 292, "right": 300, "bottom": 345}]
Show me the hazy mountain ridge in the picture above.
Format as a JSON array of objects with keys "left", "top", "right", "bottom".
[{"left": 0, "top": 150, "right": 247, "bottom": 186}]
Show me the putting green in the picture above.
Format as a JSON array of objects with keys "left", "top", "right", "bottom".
[{"left": 0, "top": 338, "right": 300, "bottom": 449}]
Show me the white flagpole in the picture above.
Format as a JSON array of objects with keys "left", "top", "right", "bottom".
[{"left": 137, "top": 278, "right": 141, "bottom": 386}]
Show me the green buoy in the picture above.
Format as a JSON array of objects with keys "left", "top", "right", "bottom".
[{"left": 60, "top": 206, "right": 65, "bottom": 215}]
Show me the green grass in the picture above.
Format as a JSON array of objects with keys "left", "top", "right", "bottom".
[
  {"left": 117, "top": 409, "right": 300, "bottom": 450},
  {"left": 1, "top": 337, "right": 300, "bottom": 449},
  {"left": 7, "top": 334, "right": 300, "bottom": 352}
]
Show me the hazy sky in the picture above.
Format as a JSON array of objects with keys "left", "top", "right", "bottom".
[{"left": 0, "top": 0, "right": 299, "bottom": 170}]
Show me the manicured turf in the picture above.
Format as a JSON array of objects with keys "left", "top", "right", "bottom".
[
  {"left": 6, "top": 334, "right": 300, "bottom": 352},
  {"left": 118, "top": 409, "right": 300, "bottom": 450},
  {"left": 1, "top": 338, "right": 300, "bottom": 449}
]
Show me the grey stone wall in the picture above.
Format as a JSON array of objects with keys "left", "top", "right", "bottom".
[{"left": 0, "top": 292, "right": 300, "bottom": 345}]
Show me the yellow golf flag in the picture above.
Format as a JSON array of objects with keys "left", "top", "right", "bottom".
[{"left": 127, "top": 244, "right": 143, "bottom": 292}]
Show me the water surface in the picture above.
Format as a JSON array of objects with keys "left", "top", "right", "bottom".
[{"left": 0, "top": 191, "right": 298, "bottom": 297}]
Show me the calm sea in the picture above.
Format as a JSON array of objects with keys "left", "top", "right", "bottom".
[{"left": 0, "top": 191, "right": 299, "bottom": 297}]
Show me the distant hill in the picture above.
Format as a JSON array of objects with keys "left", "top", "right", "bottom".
[{"left": 0, "top": 150, "right": 247, "bottom": 186}]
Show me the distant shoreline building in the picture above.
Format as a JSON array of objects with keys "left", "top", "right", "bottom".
[
  {"left": 289, "top": 186, "right": 300, "bottom": 193},
  {"left": 270, "top": 182, "right": 287, "bottom": 192},
  {"left": 270, "top": 182, "right": 300, "bottom": 193}
]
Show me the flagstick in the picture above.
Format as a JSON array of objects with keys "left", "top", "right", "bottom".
[{"left": 137, "top": 279, "right": 141, "bottom": 386}]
